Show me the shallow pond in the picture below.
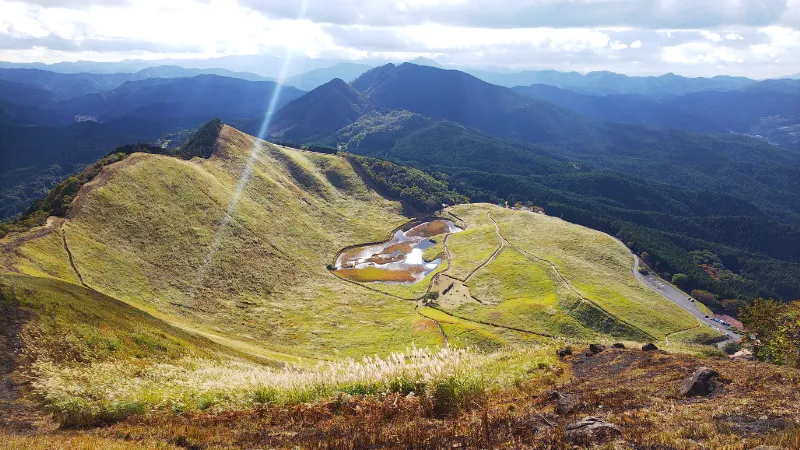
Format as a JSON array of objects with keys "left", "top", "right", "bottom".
[{"left": 334, "top": 219, "right": 462, "bottom": 284}]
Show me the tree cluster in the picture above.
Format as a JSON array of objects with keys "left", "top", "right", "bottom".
[
  {"left": 741, "top": 299, "right": 800, "bottom": 368},
  {"left": 347, "top": 155, "right": 468, "bottom": 213}
]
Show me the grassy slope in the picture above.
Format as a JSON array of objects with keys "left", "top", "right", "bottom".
[
  {"left": 1, "top": 126, "right": 713, "bottom": 370},
  {"left": 483, "top": 205, "right": 702, "bottom": 340},
  {"left": 0, "top": 274, "right": 224, "bottom": 364},
  {"left": 446, "top": 207, "right": 501, "bottom": 281},
  {"left": 453, "top": 245, "right": 598, "bottom": 339},
  {"left": 0, "top": 126, "right": 733, "bottom": 438},
  {"left": 4, "top": 126, "right": 443, "bottom": 360},
  {"left": 344, "top": 201, "right": 707, "bottom": 343}
]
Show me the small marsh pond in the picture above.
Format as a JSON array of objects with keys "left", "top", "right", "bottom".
[{"left": 334, "top": 220, "right": 462, "bottom": 284}]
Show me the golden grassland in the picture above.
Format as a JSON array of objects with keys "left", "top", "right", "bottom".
[
  {"left": 3, "top": 126, "right": 445, "bottom": 361},
  {"left": 451, "top": 246, "right": 599, "bottom": 340},
  {"left": 482, "top": 205, "right": 703, "bottom": 340},
  {"left": 0, "top": 125, "right": 738, "bottom": 443},
  {"left": 444, "top": 208, "right": 501, "bottom": 281},
  {"left": 5, "top": 345, "right": 799, "bottom": 449}
]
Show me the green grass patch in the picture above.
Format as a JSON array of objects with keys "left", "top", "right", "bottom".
[
  {"left": 445, "top": 225, "right": 500, "bottom": 281},
  {"left": 488, "top": 206, "right": 707, "bottom": 341}
]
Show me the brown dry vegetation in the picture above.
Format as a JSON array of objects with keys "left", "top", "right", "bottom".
[
  {"left": 5, "top": 346, "right": 797, "bottom": 449},
  {"left": 335, "top": 267, "right": 422, "bottom": 282},
  {"left": 384, "top": 242, "right": 413, "bottom": 254},
  {"left": 407, "top": 220, "right": 451, "bottom": 238},
  {"left": 366, "top": 253, "right": 406, "bottom": 265}
]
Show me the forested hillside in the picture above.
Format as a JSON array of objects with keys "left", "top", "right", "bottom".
[{"left": 514, "top": 79, "right": 800, "bottom": 152}]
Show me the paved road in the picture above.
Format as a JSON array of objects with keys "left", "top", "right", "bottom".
[
  {"left": 628, "top": 252, "right": 740, "bottom": 347},
  {"left": 606, "top": 235, "right": 739, "bottom": 346}
]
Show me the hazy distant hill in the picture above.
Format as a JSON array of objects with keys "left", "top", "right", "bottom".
[
  {"left": 0, "top": 79, "right": 60, "bottom": 108},
  {"left": 0, "top": 121, "right": 145, "bottom": 218},
  {"left": 470, "top": 69, "right": 755, "bottom": 96},
  {"left": 0, "top": 66, "right": 272, "bottom": 99},
  {"left": 0, "top": 100, "right": 73, "bottom": 127},
  {"left": 352, "top": 63, "right": 592, "bottom": 144},
  {"left": 284, "top": 63, "right": 373, "bottom": 91},
  {"left": 61, "top": 75, "right": 305, "bottom": 130},
  {"left": 0, "top": 55, "right": 345, "bottom": 79},
  {"left": 511, "top": 84, "right": 720, "bottom": 132},
  {"left": 513, "top": 79, "right": 800, "bottom": 151},
  {"left": 406, "top": 57, "right": 443, "bottom": 68},
  {"left": 261, "top": 78, "right": 374, "bottom": 141}
]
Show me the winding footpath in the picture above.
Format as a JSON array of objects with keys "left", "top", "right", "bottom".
[
  {"left": 463, "top": 210, "right": 504, "bottom": 283},
  {"left": 60, "top": 221, "right": 88, "bottom": 288},
  {"left": 485, "top": 208, "right": 656, "bottom": 341}
]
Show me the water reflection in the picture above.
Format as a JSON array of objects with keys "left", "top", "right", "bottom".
[{"left": 335, "top": 220, "right": 462, "bottom": 284}]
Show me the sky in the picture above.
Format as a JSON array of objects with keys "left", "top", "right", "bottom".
[{"left": 1, "top": 0, "right": 799, "bottom": 78}]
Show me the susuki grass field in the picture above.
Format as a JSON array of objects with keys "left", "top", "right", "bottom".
[{"left": 1, "top": 126, "right": 721, "bottom": 432}]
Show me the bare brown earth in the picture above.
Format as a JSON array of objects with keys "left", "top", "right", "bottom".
[
  {"left": 334, "top": 266, "right": 422, "bottom": 283},
  {"left": 406, "top": 220, "right": 451, "bottom": 238},
  {"left": 4, "top": 346, "right": 797, "bottom": 449}
]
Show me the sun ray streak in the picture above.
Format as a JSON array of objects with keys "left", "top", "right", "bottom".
[{"left": 188, "top": 0, "right": 310, "bottom": 300}]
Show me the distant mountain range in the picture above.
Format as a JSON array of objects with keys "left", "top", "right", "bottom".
[
  {"left": 0, "top": 66, "right": 272, "bottom": 99},
  {"left": 468, "top": 69, "right": 756, "bottom": 96},
  {"left": 283, "top": 63, "right": 373, "bottom": 91},
  {"left": 273, "top": 63, "right": 799, "bottom": 215},
  {"left": 257, "top": 62, "right": 800, "bottom": 302},
  {"left": 0, "top": 55, "right": 347, "bottom": 79},
  {"left": 60, "top": 75, "right": 304, "bottom": 128},
  {"left": 511, "top": 79, "right": 800, "bottom": 146}
]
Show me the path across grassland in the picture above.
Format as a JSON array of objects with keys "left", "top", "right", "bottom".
[
  {"left": 484, "top": 208, "right": 655, "bottom": 341},
  {"left": 463, "top": 210, "right": 504, "bottom": 283}
]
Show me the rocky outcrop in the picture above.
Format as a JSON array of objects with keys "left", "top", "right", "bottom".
[
  {"left": 589, "top": 343, "right": 606, "bottom": 354},
  {"left": 731, "top": 349, "right": 755, "bottom": 361},
  {"left": 642, "top": 342, "right": 659, "bottom": 351},
  {"left": 678, "top": 367, "right": 719, "bottom": 397},
  {"left": 549, "top": 391, "right": 581, "bottom": 415},
  {"left": 565, "top": 417, "right": 621, "bottom": 444}
]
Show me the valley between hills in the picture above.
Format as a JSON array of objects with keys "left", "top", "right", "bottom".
[{"left": 1, "top": 124, "right": 797, "bottom": 449}]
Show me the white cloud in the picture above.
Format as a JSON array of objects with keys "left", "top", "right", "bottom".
[
  {"left": 243, "top": 0, "right": 797, "bottom": 29},
  {"left": 394, "top": 25, "right": 613, "bottom": 52},
  {"left": 1, "top": 0, "right": 799, "bottom": 77},
  {"left": 661, "top": 26, "right": 800, "bottom": 68},
  {"left": 609, "top": 40, "right": 628, "bottom": 49},
  {"left": 662, "top": 42, "right": 741, "bottom": 64},
  {"left": 700, "top": 31, "right": 723, "bottom": 42}
]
